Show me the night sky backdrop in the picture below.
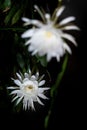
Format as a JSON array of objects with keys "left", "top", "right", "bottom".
[{"left": 0, "top": 0, "right": 86, "bottom": 129}]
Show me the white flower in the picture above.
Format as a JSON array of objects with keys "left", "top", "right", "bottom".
[
  {"left": 21, "top": 5, "right": 79, "bottom": 62},
  {"left": 7, "top": 70, "right": 49, "bottom": 110}
]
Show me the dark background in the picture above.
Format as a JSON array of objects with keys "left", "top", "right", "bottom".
[{"left": 0, "top": 0, "right": 86, "bottom": 129}]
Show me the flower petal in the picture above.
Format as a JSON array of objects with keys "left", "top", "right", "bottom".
[
  {"left": 31, "top": 75, "right": 37, "bottom": 81},
  {"left": 61, "top": 25, "right": 80, "bottom": 30},
  {"left": 14, "top": 79, "right": 22, "bottom": 87},
  {"left": 24, "top": 73, "right": 29, "bottom": 78},
  {"left": 61, "top": 33, "right": 77, "bottom": 46},
  {"left": 31, "top": 20, "right": 43, "bottom": 27},
  {"left": 63, "top": 43, "right": 72, "bottom": 54},
  {"left": 23, "top": 99, "right": 27, "bottom": 110},
  {"left": 7, "top": 86, "right": 18, "bottom": 89},
  {"left": 12, "top": 95, "right": 19, "bottom": 102},
  {"left": 16, "top": 96, "right": 23, "bottom": 105},
  {"left": 22, "top": 17, "right": 30, "bottom": 22},
  {"left": 25, "top": 39, "right": 31, "bottom": 46},
  {"left": 10, "top": 90, "right": 20, "bottom": 95},
  {"left": 39, "top": 80, "right": 45, "bottom": 86},
  {"left": 21, "top": 29, "right": 35, "bottom": 38},
  {"left": 37, "top": 97, "right": 44, "bottom": 105},
  {"left": 16, "top": 73, "right": 22, "bottom": 81},
  {"left": 30, "top": 98, "right": 35, "bottom": 110},
  {"left": 35, "top": 72, "right": 39, "bottom": 80},
  {"left": 39, "top": 87, "right": 50, "bottom": 93},
  {"left": 56, "top": 55, "right": 60, "bottom": 62},
  {"left": 56, "top": 6, "right": 65, "bottom": 17},
  {"left": 59, "top": 16, "right": 76, "bottom": 26},
  {"left": 38, "top": 93, "right": 48, "bottom": 99}
]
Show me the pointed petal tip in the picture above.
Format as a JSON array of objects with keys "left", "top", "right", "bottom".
[
  {"left": 56, "top": 6, "right": 65, "bottom": 17},
  {"left": 34, "top": 5, "right": 38, "bottom": 9}
]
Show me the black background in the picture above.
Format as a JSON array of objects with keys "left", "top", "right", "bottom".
[{"left": 0, "top": 0, "right": 86, "bottom": 129}]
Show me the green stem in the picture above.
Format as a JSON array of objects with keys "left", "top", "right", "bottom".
[
  {"left": 51, "top": 54, "right": 68, "bottom": 97},
  {"left": 58, "top": 0, "right": 63, "bottom": 6},
  {"left": 44, "top": 54, "right": 68, "bottom": 129},
  {"left": 0, "top": 27, "right": 25, "bottom": 32}
]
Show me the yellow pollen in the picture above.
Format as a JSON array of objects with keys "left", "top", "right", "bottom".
[
  {"left": 45, "top": 31, "right": 53, "bottom": 38},
  {"left": 25, "top": 85, "right": 33, "bottom": 92}
]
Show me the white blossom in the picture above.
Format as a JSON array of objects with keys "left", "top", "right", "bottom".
[
  {"left": 21, "top": 5, "right": 79, "bottom": 62},
  {"left": 7, "top": 70, "right": 49, "bottom": 110}
]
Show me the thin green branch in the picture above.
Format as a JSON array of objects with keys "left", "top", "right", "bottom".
[
  {"left": 51, "top": 53, "right": 68, "bottom": 97},
  {"left": 0, "top": 27, "right": 25, "bottom": 32},
  {"left": 44, "top": 53, "right": 68, "bottom": 129}
]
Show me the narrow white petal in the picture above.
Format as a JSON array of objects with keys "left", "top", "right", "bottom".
[
  {"left": 38, "top": 93, "right": 48, "bottom": 99},
  {"left": 56, "top": 55, "right": 60, "bottom": 62},
  {"left": 14, "top": 79, "right": 22, "bottom": 87},
  {"left": 16, "top": 73, "right": 22, "bottom": 81},
  {"left": 31, "top": 50, "right": 38, "bottom": 55},
  {"left": 7, "top": 86, "right": 17, "bottom": 89},
  {"left": 25, "top": 39, "right": 31, "bottom": 45},
  {"left": 56, "top": 6, "right": 65, "bottom": 17},
  {"left": 38, "top": 75, "right": 45, "bottom": 82},
  {"left": 23, "top": 99, "right": 27, "bottom": 110},
  {"left": 24, "top": 73, "right": 29, "bottom": 78},
  {"left": 12, "top": 95, "right": 19, "bottom": 102},
  {"left": 39, "top": 87, "right": 50, "bottom": 93},
  {"left": 39, "top": 80, "right": 45, "bottom": 86},
  {"left": 27, "top": 101, "right": 31, "bottom": 110},
  {"left": 29, "top": 69, "right": 31, "bottom": 75},
  {"left": 28, "top": 69, "right": 31, "bottom": 79},
  {"left": 21, "top": 29, "right": 34, "bottom": 38},
  {"left": 61, "top": 25, "right": 80, "bottom": 30},
  {"left": 47, "top": 54, "right": 51, "bottom": 62},
  {"left": 22, "top": 17, "right": 30, "bottom": 22},
  {"left": 23, "top": 78, "right": 29, "bottom": 82},
  {"left": 23, "top": 104, "right": 27, "bottom": 110},
  {"left": 35, "top": 72, "right": 39, "bottom": 79},
  {"left": 16, "top": 96, "right": 23, "bottom": 105},
  {"left": 31, "top": 75, "right": 36, "bottom": 81},
  {"left": 61, "top": 33, "right": 77, "bottom": 46},
  {"left": 10, "top": 90, "right": 20, "bottom": 95},
  {"left": 59, "top": 16, "right": 76, "bottom": 26},
  {"left": 30, "top": 98, "right": 35, "bottom": 110},
  {"left": 63, "top": 43, "right": 72, "bottom": 54},
  {"left": 22, "top": 18, "right": 31, "bottom": 26},
  {"left": 31, "top": 20, "right": 43, "bottom": 27},
  {"left": 29, "top": 46, "right": 35, "bottom": 51},
  {"left": 37, "top": 97, "right": 44, "bottom": 105}
]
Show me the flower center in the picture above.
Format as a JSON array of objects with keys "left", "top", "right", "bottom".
[
  {"left": 45, "top": 31, "right": 53, "bottom": 38},
  {"left": 24, "top": 85, "right": 34, "bottom": 93}
]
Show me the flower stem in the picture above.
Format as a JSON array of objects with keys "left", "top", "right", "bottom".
[
  {"left": 0, "top": 27, "right": 25, "bottom": 32},
  {"left": 44, "top": 53, "right": 68, "bottom": 129},
  {"left": 58, "top": 0, "right": 63, "bottom": 6}
]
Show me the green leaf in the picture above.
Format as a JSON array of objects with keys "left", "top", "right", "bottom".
[
  {"left": 0, "top": 0, "right": 4, "bottom": 9},
  {"left": 44, "top": 110, "right": 51, "bottom": 129},
  {"left": 11, "top": 10, "right": 22, "bottom": 25},
  {"left": 36, "top": 55, "right": 48, "bottom": 67},
  {"left": 4, "top": 6, "right": 17, "bottom": 25},
  {"left": 17, "top": 53, "right": 25, "bottom": 69},
  {"left": 4, "top": 0, "right": 11, "bottom": 8},
  {"left": 51, "top": 53, "right": 68, "bottom": 97},
  {"left": 0, "top": 0, "right": 11, "bottom": 10}
]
